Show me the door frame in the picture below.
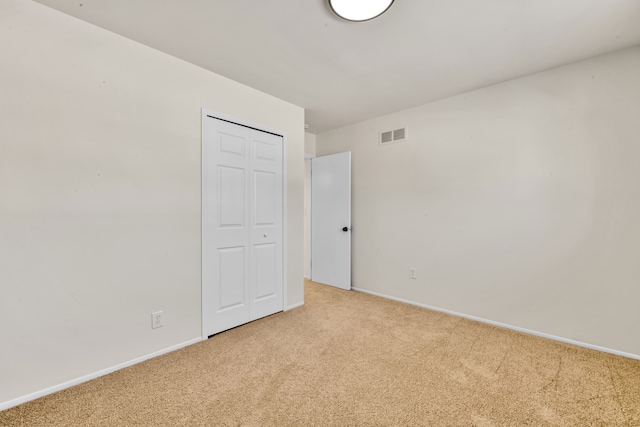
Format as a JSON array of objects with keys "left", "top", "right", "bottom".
[
  {"left": 304, "top": 154, "right": 314, "bottom": 280},
  {"left": 201, "top": 108, "right": 288, "bottom": 340}
]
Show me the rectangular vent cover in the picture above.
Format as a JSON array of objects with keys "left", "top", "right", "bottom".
[{"left": 379, "top": 126, "right": 408, "bottom": 145}]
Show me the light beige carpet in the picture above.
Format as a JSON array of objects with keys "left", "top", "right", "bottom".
[{"left": 2, "top": 280, "right": 639, "bottom": 426}]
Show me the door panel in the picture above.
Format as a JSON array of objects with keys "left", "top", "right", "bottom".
[
  {"left": 218, "top": 247, "right": 246, "bottom": 310},
  {"left": 254, "top": 171, "right": 276, "bottom": 225},
  {"left": 255, "top": 140, "right": 276, "bottom": 161},
  {"left": 219, "top": 132, "right": 245, "bottom": 156},
  {"left": 249, "top": 130, "right": 283, "bottom": 320},
  {"left": 218, "top": 166, "right": 245, "bottom": 227},
  {"left": 254, "top": 243, "right": 276, "bottom": 300},
  {"left": 311, "top": 152, "right": 351, "bottom": 290},
  {"left": 204, "top": 119, "right": 251, "bottom": 335}
]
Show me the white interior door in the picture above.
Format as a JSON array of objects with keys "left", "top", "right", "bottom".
[
  {"left": 203, "top": 115, "right": 283, "bottom": 336},
  {"left": 311, "top": 152, "right": 351, "bottom": 290},
  {"left": 249, "top": 129, "right": 283, "bottom": 320}
]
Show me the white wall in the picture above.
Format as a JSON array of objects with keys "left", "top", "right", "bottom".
[
  {"left": 316, "top": 46, "right": 640, "bottom": 357},
  {"left": 304, "top": 132, "right": 316, "bottom": 157},
  {"left": 0, "top": 0, "right": 304, "bottom": 408}
]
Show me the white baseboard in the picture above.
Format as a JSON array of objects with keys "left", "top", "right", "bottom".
[
  {"left": 0, "top": 337, "right": 202, "bottom": 412},
  {"left": 352, "top": 287, "right": 640, "bottom": 361},
  {"left": 285, "top": 301, "right": 304, "bottom": 311},
  {"left": 303, "top": 275, "right": 310, "bottom": 279}
]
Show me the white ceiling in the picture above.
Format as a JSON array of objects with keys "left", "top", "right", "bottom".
[{"left": 35, "top": 0, "right": 640, "bottom": 133}]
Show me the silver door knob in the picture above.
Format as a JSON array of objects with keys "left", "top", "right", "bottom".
[{"left": 264, "top": 233, "right": 268, "bottom": 237}]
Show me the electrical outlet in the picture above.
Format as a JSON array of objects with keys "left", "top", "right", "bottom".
[
  {"left": 152, "top": 311, "right": 164, "bottom": 329},
  {"left": 409, "top": 267, "right": 417, "bottom": 279}
]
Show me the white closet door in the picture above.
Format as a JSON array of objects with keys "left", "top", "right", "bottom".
[
  {"left": 203, "top": 116, "right": 283, "bottom": 336},
  {"left": 249, "top": 130, "right": 283, "bottom": 320}
]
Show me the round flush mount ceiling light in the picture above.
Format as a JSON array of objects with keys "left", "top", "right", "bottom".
[{"left": 329, "top": 0, "right": 394, "bottom": 22}]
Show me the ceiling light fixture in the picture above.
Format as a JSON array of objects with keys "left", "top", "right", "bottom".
[{"left": 328, "top": 0, "right": 394, "bottom": 22}]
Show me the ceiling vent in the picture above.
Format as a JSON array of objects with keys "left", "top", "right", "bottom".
[{"left": 379, "top": 126, "right": 408, "bottom": 146}]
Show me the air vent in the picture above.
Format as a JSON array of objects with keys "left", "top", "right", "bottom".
[
  {"left": 379, "top": 126, "right": 408, "bottom": 145},
  {"left": 380, "top": 131, "right": 393, "bottom": 144}
]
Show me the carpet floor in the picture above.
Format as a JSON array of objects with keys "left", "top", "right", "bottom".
[{"left": 2, "top": 280, "right": 639, "bottom": 426}]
